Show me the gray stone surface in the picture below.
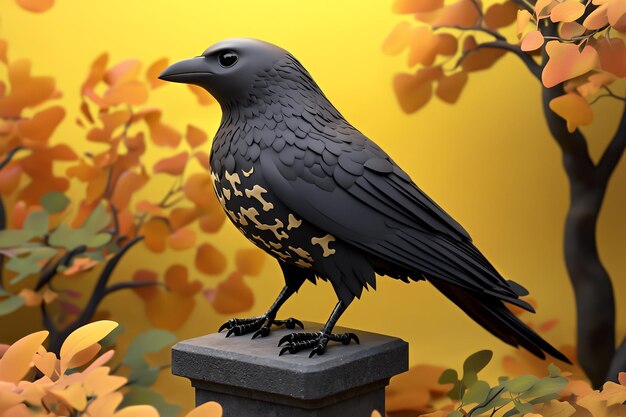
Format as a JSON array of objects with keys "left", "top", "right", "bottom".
[{"left": 172, "top": 322, "right": 408, "bottom": 417}]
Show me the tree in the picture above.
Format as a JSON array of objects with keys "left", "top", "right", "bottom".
[
  {"left": 0, "top": 40, "right": 265, "bottom": 354},
  {"left": 383, "top": 0, "right": 626, "bottom": 388}
]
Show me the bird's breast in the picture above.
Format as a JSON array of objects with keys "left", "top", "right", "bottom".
[{"left": 210, "top": 164, "right": 337, "bottom": 269}]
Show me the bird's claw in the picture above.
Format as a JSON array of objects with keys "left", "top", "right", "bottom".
[
  {"left": 277, "top": 331, "right": 359, "bottom": 357},
  {"left": 218, "top": 315, "right": 304, "bottom": 338}
]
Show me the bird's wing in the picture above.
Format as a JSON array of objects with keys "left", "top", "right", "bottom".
[{"left": 260, "top": 124, "right": 519, "bottom": 297}]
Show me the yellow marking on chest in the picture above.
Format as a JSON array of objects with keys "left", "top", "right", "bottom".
[
  {"left": 311, "top": 234, "right": 336, "bottom": 257},
  {"left": 245, "top": 185, "right": 274, "bottom": 211},
  {"left": 289, "top": 246, "right": 313, "bottom": 262},
  {"left": 287, "top": 214, "right": 302, "bottom": 230},
  {"left": 269, "top": 241, "right": 282, "bottom": 250},
  {"left": 224, "top": 171, "right": 243, "bottom": 196},
  {"left": 251, "top": 234, "right": 272, "bottom": 249},
  {"left": 271, "top": 249, "right": 292, "bottom": 260},
  {"left": 295, "top": 259, "right": 313, "bottom": 268},
  {"left": 257, "top": 219, "right": 288, "bottom": 240},
  {"left": 243, "top": 167, "right": 254, "bottom": 177},
  {"left": 222, "top": 188, "right": 232, "bottom": 200}
]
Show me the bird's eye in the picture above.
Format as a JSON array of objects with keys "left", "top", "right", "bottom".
[{"left": 218, "top": 51, "right": 238, "bottom": 68}]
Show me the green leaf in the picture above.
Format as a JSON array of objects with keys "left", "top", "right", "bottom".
[
  {"left": 7, "top": 247, "right": 58, "bottom": 284},
  {"left": 514, "top": 401, "right": 533, "bottom": 414},
  {"left": 463, "top": 350, "right": 493, "bottom": 375},
  {"left": 0, "top": 295, "right": 25, "bottom": 315},
  {"left": 471, "top": 389, "right": 512, "bottom": 416},
  {"left": 41, "top": 191, "right": 70, "bottom": 214},
  {"left": 547, "top": 363, "right": 561, "bottom": 377},
  {"left": 0, "top": 230, "right": 36, "bottom": 248},
  {"left": 521, "top": 376, "right": 568, "bottom": 400},
  {"left": 439, "top": 368, "right": 459, "bottom": 384},
  {"left": 448, "top": 411, "right": 463, "bottom": 417},
  {"left": 123, "top": 329, "right": 177, "bottom": 370},
  {"left": 99, "top": 324, "right": 124, "bottom": 349},
  {"left": 88, "top": 233, "right": 112, "bottom": 248},
  {"left": 83, "top": 203, "right": 110, "bottom": 233},
  {"left": 122, "top": 386, "right": 179, "bottom": 417},
  {"left": 463, "top": 380, "right": 490, "bottom": 405},
  {"left": 529, "top": 392, "right": 561, "bottom": 405},
  {"left": 505, "top": 375, "right": 540, "bottom": 393},
  {"left": 23, "top": 211, "right": 49, "bottom": 236},
  {"left": 129, "top": 366, "right": 161, "bottom": 386}
]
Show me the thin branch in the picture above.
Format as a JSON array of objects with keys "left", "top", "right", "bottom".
[
  {"left": 457, "top": 41, "right": 542, "bottom": 79},
  {"left": 597, "top": 100, "right": 626, "bottom": 181},
  {"left": 0, "top": 146, "right": 25, "bottom": 170},
  {"left": 35, "top": 245, "right": 87, "bottom": 291},
  {"left": 467, "top": 387, "right": 506, "bottom": 417},
  {"left": 510, "top": 0, "right": 535, "bottom": 12},
  {"left": 433, "top": 25, "right": 506, "bottom": 41},
  {"left": 103, "top": 281, "right": 163, "bottom": 297}
]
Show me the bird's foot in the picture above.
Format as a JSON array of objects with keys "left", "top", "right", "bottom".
[
  {"left": 278, "top": 331, "right": 360, "bottom": 358},
  {"left": 218, "top": 315, "right": 304, "bottom": 339}
]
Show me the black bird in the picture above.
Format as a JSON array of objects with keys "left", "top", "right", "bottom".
[{"left": 159, "top": 38, "right": 569, "bottom": 362}]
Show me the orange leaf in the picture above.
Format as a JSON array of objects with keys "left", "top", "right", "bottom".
[
  {"left": 19, "top": 288, "right": 42, "bottom": 306},
  {"left": 110, "top": 168, "right": 149, "bottom": 210},
  {"left": 153, "top": 152, "right": 188, "bottom": 176},
  {"left": 143, "top": 110, "right": 182, "bottom": 147},
  {"left": 535, "top": 0, "right": 555, "bottom": 16},
  {"left": 194, "top": 151, "right": 210, "bottom": 170},
  {"left": 185, "top": 402, "right": 223, "bottom": 417},
  {"left": 140, "top": 218, "right": 170, "bottom": 253},
  {"left": 145, "top": 291, "right": 196, "bottom": 331},
  {"left": 393, "top": 0, "right": 444, "bottom": 13},
  {"left": 0, "top": 330, "right": 48, "bottom": 383},
  {"left": 0, "top": 60, "right": 55, "bottom": 118},
  {"left": 168, "top": 227, "right": 196, "bottom": 250},
  {"left": 16, "top": 0, "right": 54, "bottom": 13},
  {"left": 136, "top": 200, "right": 164, "bottom": 216},
  {"left": 63, "top": 257, "right": 99, "bottom": 276},
  {"left": 104, "top": 60, "right": 141, "bottom": 86},
  {"left": 433, "top": 0, "right": 481, "bottom": 26},
  {"left": 393, "top": 67, "right": 443, "bottom": 113},
  {"left": 0, "top": 163, "right": 22, "bottom": 194},
  {"left": 183, "top": 173, "right": 217, "bottom": 209},
  {"left": 146, "top": 58, "right": 169, "bottom": 89},
  {"left": 559, "top": 22, "right": 586, "bottom": 39},
  {"left": 521, "top": 30, "right": 545, "bottom": 51},
  {"left": 549, "top": 92, "right": 593, "bottom": 132},
  {"left": 12, "top": 200, "right": 27, "bottom": 227},
  {"left": 187, "top": 84, "right": 216, "bottom": 106},
  {"left": 484, "top": 1, "right": 519, "bottom": 29},
  {"left": 169, "top": 206, "right": 202, "bottom": 229},
  {"left": 166, "top": 264, "right": 202, "bottom": 295},
  {"left": 132, "top": 269, "right": 159, "bottom": 300},
  {"left": 542, "top": 41, "right": 598, "bottom": 88},
  {"left": 82, "top": 53, "right": 109, "bottom": 106},
  {"left": 550, "top": 0, "right": 585, "bottom": 22},
  {"left": 87, "top": 109, "right": 131, "bottom": 142},
  {"left": 206, "top": 272, "right": 254, "bottom": 314},
  {"left": 186, "top": 124, "right": 208, "bottom": 148},
  {"left": 198, "top": 212, "right": 226, "bottom": 233},
  {"left": 382, "top": 21, "right": 413, "bottom": 56},
  {"left": 596, "top": 37, "right": 626, "bottom": 77},
  {"left": 196, "top": 243, "right": 227, "bottom": 275},
  {"left": 66, "top": 343, "right": 101, "bottom": 369},
  {"left": 103, "top": 81, "right": 149, "bottom": 107},
  {"left": 583, "top": 2, "right": 609, "bottom": 29},
  {"left": 436, "top": 71, "right": 468, "bottom": 103},
  {"left": 461, "top": 47, "right": 507, "bottom": 72},
  {"left": 115, "top": 405, "right": 159, "bottom": 417},
  {"left": 235, "top": 248, "right": 267, "bottom": 276},
  {"left": 17, "top": 106, "right": 65, "bottom": 146},
  {"left": 619, "top": 372, "right": 625, "bottom": 386}
]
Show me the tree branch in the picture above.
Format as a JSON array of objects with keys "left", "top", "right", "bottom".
[
  {"left": 606, "top": 336, "right": 626, "bottom": 382},
  {"left": 458, "top": 41, "right": 542, "bottom": 79},
  {"left": 103, "top": 280, "right": 162, "bottom": 297},
  {"left": 35, "top": 245, "right": 87, "bottom": 291},
  {"left": 433, "top": 25, "right": 506, "bottom": 41},
  {"left": 0, "top": 146, "right": 25, "bottom": 170},
  {"left": 597, "top": 101, "right": 626, "bottom": 181}
]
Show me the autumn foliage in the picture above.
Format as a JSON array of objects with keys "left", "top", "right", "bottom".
[
  {"left": 384, "top": 0, "right": 625, "bottom": 131},
  {"left": 0, "top": 320, "right": 223, "bottom": 417}
]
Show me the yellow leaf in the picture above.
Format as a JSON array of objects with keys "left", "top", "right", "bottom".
[
  {"left": 185, "top": 401, "right": 223, "bottom": 417},
  {"left": 115, "top": 405, "right": 160, "bottom": 417},
  {"left": 535, "top": 400, "right": 576, "bottom": 417},
  {"left": 86, "top": 392, "right": 123, "bottom": 417},
  {"left": 371, "top": 411, "right": 383, "bottom": 417},
  {"left": 517, "top": 9, "right": 534, "bottom": 37},
  {"left": 549, "top": 93, "right": 593, "bottom": 132},
  {"left": 60, "top": 321, "right": 118, "bottom": 373},
  {"left": 0, "top": 391, "right": 22, "bottom": 413},
  {"left": 83, "top": 367, "right": 127, "bottom": 397},
  {"left": 49, "top": 383, "right": 87, "bottom": 411},
  {"left": 535, "top": 0, "right": 555, "bottom": 16},
  {"left": 521, "top": 30, "right": 545, "bottom": 51},
  {"left": 559, "top": 22, "right": 585, "bottom": 39},
  {"left": 550, "top": 0, "right": 585, "bottom": 22},
  {"left": 598, "top": 381, "right": 626, "bottom": 406},
  {"left": 583, "top": 2, "right": 609, "bottom": 29},
  {"left": 0, "top": 330, "right": 48, "bottom": 383},
  {"left": 542, "top": 41, "right": 598, "bottom": 88},
  {"left": 66, "top": 343, "right": 101, "bottom": 370},
  {"left": 32, "top": 350, "right": 57, "bottom": 378}
]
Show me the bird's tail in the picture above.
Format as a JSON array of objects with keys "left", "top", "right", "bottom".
[{"left": 428, "top": 278, "right": 571, "bottom": 364}]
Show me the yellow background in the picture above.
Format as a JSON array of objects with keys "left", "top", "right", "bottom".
[{"left": 1, "top": 0, "right": 625, "bottom": 412}]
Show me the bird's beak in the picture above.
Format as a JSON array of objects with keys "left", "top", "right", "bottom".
[{"left": 158, "top": 57, "right": 212, "bottom": 84}]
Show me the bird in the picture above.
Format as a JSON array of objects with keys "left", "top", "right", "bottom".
[{"left": 159, "top": 38, "right": 570, "bottom": 362}]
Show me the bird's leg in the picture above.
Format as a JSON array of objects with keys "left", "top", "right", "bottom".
[
  {"left": 218, "top": 284, "right": 304, "bottom": 338},
  {"left": 278, "top": 300, "right": 359, "bottom": 358}
]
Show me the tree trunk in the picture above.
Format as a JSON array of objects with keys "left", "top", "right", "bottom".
[{"left": 542, "top": 84, "right": 617, "bottom": 389}]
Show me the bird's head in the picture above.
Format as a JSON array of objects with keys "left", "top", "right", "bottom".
[{"left": 159, "top": 38, "right": 289, "bottom": 104}]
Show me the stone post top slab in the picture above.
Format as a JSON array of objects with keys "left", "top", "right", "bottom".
[{"left": 172, "top": 322, "right": 408, "bottom": 400}]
